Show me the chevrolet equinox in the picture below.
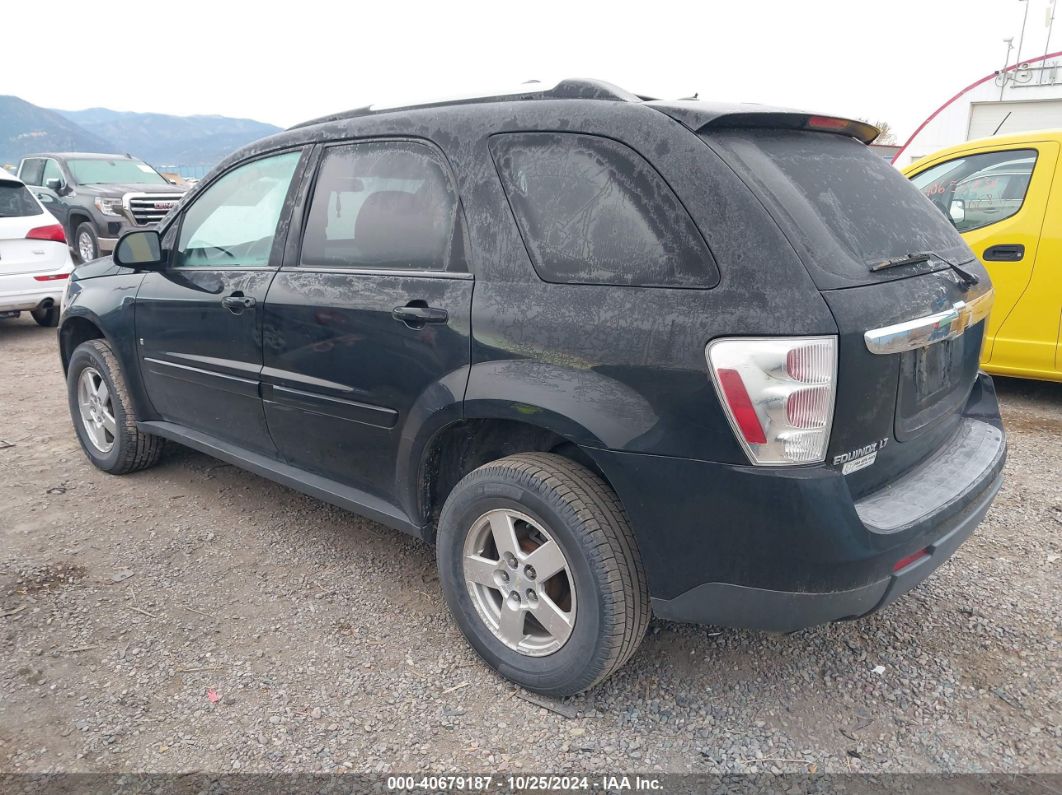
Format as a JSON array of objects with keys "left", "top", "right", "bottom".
[{"left": 59, "top": 79, "right": 1006, "bottom": 695}]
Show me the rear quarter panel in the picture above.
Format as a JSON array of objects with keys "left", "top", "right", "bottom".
[{"left": 455, "top": 102, "right": 838, "bottom": 462}]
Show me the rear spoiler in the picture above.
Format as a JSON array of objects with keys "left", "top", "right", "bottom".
[
  {"left": 699, "top": 112, "right": 880, "bottom": 145},
  {"left": 646, "top": 101, "right": 880, "bottom": 145}
]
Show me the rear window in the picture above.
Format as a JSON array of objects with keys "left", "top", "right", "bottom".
[
  {"left": 490, "top": 132, "right": 718, "bottom": 288},
  {"left": 0, "top": 181, "right": 44, "bottom": 218},
  {"left": 704, "top": 130, "right": 973, "bottom": 289}
]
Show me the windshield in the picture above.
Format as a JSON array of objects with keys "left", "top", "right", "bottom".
[
  {"left": 67, "top": 158, "right": 168, "bottom": 186},
  {"left": 703, "top": 129, "right": 973, "bottom": 289},
  {"left": 0, "top": 181, "right": 44, "bottom": 217}
]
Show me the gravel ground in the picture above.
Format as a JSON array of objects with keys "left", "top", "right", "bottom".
[{"left": 0, "top": 315, "right": 1059, "bottom": 775}]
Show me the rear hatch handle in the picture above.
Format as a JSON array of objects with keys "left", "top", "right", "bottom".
[{"left": 864, "top": 284, "right": 994, "bottom": 355}]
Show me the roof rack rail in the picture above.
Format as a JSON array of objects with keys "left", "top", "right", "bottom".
[{"left": 289, "top": 78, "right": 644, "bottom": 130}]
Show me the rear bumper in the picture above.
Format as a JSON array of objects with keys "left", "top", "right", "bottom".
[
  {"left": 588, "top": 373, "right": 1006, "bottom": 632},
  {"left": 650, "top": 470, "right": 1001, "bottom": 631},
  {"left": 0, "top": 285, "right": 66, "bottom": 313}
]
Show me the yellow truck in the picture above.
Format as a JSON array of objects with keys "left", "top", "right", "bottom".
[{"left": 904, "top": 131, "right": 1061, "bottom": 382}]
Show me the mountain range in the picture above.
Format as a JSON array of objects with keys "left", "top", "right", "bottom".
[{"left": 0, "top": 95, "right": 282, "bottom": 170}]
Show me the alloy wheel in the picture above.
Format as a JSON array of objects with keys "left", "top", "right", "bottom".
[
  {"left": 462, "top": 509, "right": 576, "bottom": 656},
  {"left": 78, "top": 231, "right": 95, "bottom": 262},
  {"left": 77, "top": 367, "right": 116, "bottom": 453}
]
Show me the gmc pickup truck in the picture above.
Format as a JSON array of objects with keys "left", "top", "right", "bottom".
[{"left": 17, "top": 153, "right": 185, "bottom": 262}]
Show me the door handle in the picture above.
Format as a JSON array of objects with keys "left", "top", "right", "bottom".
[
  {"left": 222, "top": 293, "right": 256, "bottom": 314},
  {"left": 392, "top": 303, "right": 448, "bottom": 328},
  {"left": 983, "top": 244, "right": 1025, "bottom": 262}
]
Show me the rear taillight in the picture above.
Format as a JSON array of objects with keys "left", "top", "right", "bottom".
[
  {"left": 707, "top": 337, "right": 837, "bottom": 465},
  {"left": 26, "top": 224, "right": 66, "bottom": 243}
]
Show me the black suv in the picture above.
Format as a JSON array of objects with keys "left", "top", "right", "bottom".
[
  {"left": 58, "top": 80, "right": 1006, "bottom": 695},
  {"left": 17, "top": 152, "right": 185, "bottom": 262}
]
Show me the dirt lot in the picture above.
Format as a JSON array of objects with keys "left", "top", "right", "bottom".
[{"left": 0, "top": 315, "right": 1059, "bottom": 774}]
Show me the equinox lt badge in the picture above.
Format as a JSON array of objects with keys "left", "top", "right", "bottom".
[{"left": 834, "top": 438, "right": 889, "bottom": 475}]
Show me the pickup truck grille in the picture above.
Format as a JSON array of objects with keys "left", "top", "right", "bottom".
[{"left": 123, "top": 193, "right": 183, "bottom": 226}]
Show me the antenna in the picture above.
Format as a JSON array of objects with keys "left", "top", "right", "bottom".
[
  {"left": 1015, "top": 0, "right": 1030, "bottom": 70},
  {"left": 1043, "top": 0, "right": 1057, "bottom": 82}
]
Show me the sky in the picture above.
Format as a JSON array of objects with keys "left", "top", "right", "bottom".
[{"left": 4, "top": 0, "right": 1057, "bottom": 143}]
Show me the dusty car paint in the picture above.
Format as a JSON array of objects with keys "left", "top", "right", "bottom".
[{"left": 60, "top": 80, "right": 1005, "bottom": 632}]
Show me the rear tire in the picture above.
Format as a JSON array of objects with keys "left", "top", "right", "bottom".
[
  {"left": 31, "top": 305, "right": 59, "bottom": 327},
  {"left": 74, "top": 222, "right": 99, "bottom": 263},
  {"left": 437, "top": 453, "right": 649, "bottom": 696},
  {"left": 67, "top": 339, "right": 162, "bottom": 474}
]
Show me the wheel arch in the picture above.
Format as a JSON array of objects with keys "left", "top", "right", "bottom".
[
  {"left": 67, "top": 210, "right": 95, "bottom": 241},
  {"left": 59, "top": 305, "right": 154, "bottom": 423},
  {"left": 411, "top": 412, "right": 620, "bottom": 542},
  {"left": 402, "top": 359, "right": 657, "bottom": 535},
  {"left": 59, "top": 311, "right": 107, "bottom": 373}
]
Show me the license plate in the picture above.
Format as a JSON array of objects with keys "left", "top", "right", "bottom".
[{"left": 914, "top": 337, "right": 962, "bottom": 400}]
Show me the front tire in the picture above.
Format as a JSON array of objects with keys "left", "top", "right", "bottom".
[
  {"left": 74, "top": 222, "right": 99, "bottom": 263},
  {"left": 67, "top": 339, "right": 162, "bottom": 474},
  {"left": 437, "top": 453, "right": 649, "bottom": 696}
]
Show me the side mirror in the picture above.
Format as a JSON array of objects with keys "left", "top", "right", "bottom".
[
  {"left": 949, "top": 199, "right": 966, "bottom": 226},
  {"left": 114, "top": 229, "right": 164, "bottom": 269},
  {"left": 45, "top": 178, "right": 64, "bottom": 193}
]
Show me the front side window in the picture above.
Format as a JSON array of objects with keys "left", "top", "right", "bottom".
[
  {"left": 490, "top": 132, "right": 718, "bottom": 288},
  {"left": 300, "top": 141, "right": 459, "bottom": 271},
  {"left": 175, "top": 151, "right": 301, "bottom": 268},
  {"left": 67, "top": 158, "right": 168, "bottom": 186},
  {"left": 911, "top": 149, "right": 1037, "bottom": 232},
  {"left": 19, "top": 159, "right": 44, "bottom": 186},
  {"left": 42, "top": 159, "right": 63, "bottom": 186}
]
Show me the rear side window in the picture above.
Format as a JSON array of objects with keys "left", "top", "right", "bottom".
[
  {"left": 490, "top": 133, "right": 718, "bottom": 288},
  {"left": 300, "top": 141, "right": 460, "bottom": 271},
  {"left": 910, "top": 149, "right": 1037, "bottom": 232},
  {"left": 0, "top": 181, "right": 44, "bottom": 217},
  {"left": 19, "top": 159, "right": 44, "bottom": 186},
  {"left": 706, "top": 130, "right": 972, "bottom": 288}
]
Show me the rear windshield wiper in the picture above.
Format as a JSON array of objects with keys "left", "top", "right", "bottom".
[{"left": 870, "top": 252, "right": 979, "bottom": 287}]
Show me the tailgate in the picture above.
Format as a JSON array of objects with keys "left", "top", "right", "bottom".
[
  {"left": 822, "top": 273, "right": 992, "bottom": 497},
  {"left": 0, "top": 239, "right": 65, "bottom": 275},
  {"left": 701, "top": 126, "right": 992, "bottom": 493}
]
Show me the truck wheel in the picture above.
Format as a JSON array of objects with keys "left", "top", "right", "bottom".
[
  {"left": 31, "top": 305, "right": 59, "bottom": 327},
  {"left": 74, "top": 222, "right": 99, "bottom": 263},
  {"left": 437, "top": 453, "right": 649, "bottom": 696},
  {"left": 67, "top": 339, "right": 163, "bottom": 474}
]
